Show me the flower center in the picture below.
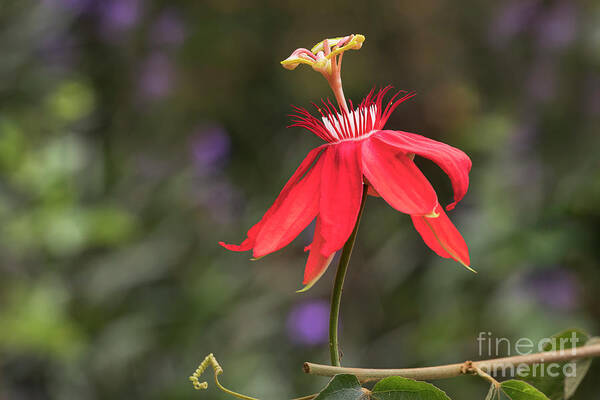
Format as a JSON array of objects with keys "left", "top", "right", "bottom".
[
  {"left": 289, "top": 87, "right": 416, "bottom": 145},
  {"left": 321, "top": 105, "right": 377, "bottom": 141}
]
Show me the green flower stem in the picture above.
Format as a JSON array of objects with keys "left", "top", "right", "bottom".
[{"left": 329, "top": 184, "right": 369, "bottom": 367}]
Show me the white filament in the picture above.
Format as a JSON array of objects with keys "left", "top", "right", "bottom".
[{"left": 322, "top": 105, "right": 377, "bottom": 140}]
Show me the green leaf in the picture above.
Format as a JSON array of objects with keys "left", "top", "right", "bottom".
[
  {"left": 520, "top": 329, "right": 590, "bottom": 400},
  {"left": 371, "top": 376, "right": 451, "bottom": 400},
  {"left": 314, "top": 374, "right": 367, "bottom": 400},
  {"left": 500, "top": 380, "right": 550, "bottom": 400},
  {"left": 564, "top": 336, "right": 599, "bottom": 398}
]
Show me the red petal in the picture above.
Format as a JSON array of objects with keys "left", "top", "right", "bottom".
[
  {"left": 319, "top": 141, "right": 364, "bottom": 255},
  {"left": 219, "top": 237, "right": 255, "bottom": 252},
  {"left": 361, "top": 136, "right": 438, "bottom": 216},
  {"left": 366, "top": 184, "right": 381, "bottom": 197},
  {"left": 219, "top": 145, "right": 326, "bottom": 257},
  {"left": 411, "top": 204, "right": 471, "bottom": 268},
  {"left": 298, "top": 217, "right": 336, "bottom": 292},
  {"left": 374, "top": 130, "right": 471, "bottom": 211}
]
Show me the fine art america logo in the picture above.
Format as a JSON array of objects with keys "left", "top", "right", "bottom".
[{"left": 477, "top": 332, "right": 579, "bottom": 378}]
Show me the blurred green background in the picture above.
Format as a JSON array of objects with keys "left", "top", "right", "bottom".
[{"left": 1, "top": 0, "right": 599, "bottom": 399}]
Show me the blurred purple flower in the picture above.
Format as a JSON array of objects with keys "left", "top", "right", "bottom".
[
  {"left": 150, "top": 10, "right": 185, "bottom": 47},
  {"left": 535, "top": 1, "right": 577, "bottom": 51},
  {"left": 98, "top": 0, "right": 141, "bottom": 39},
  {"left": 191, "top": 125, "right": 230, "bottom": 174},
  {"left": 525, "top": 268, "right": 580, "bottom": 311},
  {"left": 287, "top": 300, "right": 330, "bottom": 346},
  {"left": 489, "top": 0, "right": 540, "bottom": 47},
  {"left": 138, "top": 52, "right": 174, "bottom": 99}
]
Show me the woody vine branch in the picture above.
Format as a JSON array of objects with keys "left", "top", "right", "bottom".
[{"left": 303, "top": 342, "right": 600, "bottom": 381}]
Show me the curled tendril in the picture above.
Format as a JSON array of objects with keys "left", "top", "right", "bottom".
[
  {"left": 189, "top": 354, "right": 318, "bottom": 400},
  {"left": 189, "top": 353, "right": 259, "bottom": 400}
]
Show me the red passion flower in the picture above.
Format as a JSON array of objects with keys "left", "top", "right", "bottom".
[{"left": 220, "top": 34, "right": 472, "bottom": 291}]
